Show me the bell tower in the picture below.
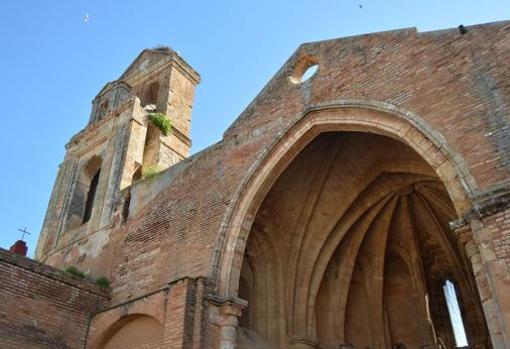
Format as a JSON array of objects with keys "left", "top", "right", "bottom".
[{"left": 35, "top": 47, "right": 200, "bottom": 262}]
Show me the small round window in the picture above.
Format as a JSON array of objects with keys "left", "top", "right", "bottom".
[
  {"left": 289, "top": 56, "right": 319, "bottom": 85},
  {"left": 301, "top": 64, "right": 318, "bottom": 82}
]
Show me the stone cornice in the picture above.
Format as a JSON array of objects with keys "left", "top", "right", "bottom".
[
  {"left": 450, "top": 180, "right": 510, "bottom": 230},
  {"left": 208, "top": 294, "right": 248, "bottom": 310}
]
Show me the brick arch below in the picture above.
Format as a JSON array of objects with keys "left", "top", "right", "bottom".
[
  {"left": 88, "top": 300, "right": 166, "bottom": 349},
  {"left": 97, "top": 314, "right": 164, "bottom": 349}
]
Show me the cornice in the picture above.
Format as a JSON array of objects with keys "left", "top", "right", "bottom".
[{"left": 450, "top": 180, "right": 510, "bottom": 230}]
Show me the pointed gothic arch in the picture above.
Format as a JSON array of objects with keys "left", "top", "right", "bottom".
[
  {"left": 211, "top": 102, "right": 490, "bottom": 348},
  {"left": 214, "top": 102, "right": 477, "bottom": 297}
]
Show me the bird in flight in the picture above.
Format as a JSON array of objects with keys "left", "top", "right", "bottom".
[{"left": 84, "top": 13, "right": 90, "bottom": 23}]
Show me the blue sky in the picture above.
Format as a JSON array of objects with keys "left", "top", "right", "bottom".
[{"left": 0, "top": 0, "right": 509, "bottom": 256}]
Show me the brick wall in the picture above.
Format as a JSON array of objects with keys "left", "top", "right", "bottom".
[
  {"left": 0, "top": 248, "right": 110, "bottom": 349},
  {"left": 490, "top": 207, "right": 510, "bottom": 269}
]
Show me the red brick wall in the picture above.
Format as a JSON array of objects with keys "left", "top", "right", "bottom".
[{"left": 0, "top": 248, "right": 110, "bottom": 349}]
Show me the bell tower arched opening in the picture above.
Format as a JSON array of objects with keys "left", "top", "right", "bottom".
[
  {"left": 141, "top": 81, "right": 160, "bottom": 110},
  {"left": 65, "top": 155, "right": 103, "bottom": 231}
]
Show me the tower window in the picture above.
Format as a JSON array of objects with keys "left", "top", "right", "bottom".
[
  {"left": 65, "top": 156, "right": 103, "bottom": 230},
  {"left": 82, "top": 168, "right": 101, "bottom": 223},
  {"left": 443, "top": 279, "right": 468, "bottom": 347},
  {"left": 142, "top": 81, "right": 159, "bottom": 109},
  {"left": 98, "top": 100, "right": 109, "bottom": 120}
]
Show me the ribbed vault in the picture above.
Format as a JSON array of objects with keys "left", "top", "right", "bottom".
[{"left": 237, "top": 132, "right": 490, "bottom": 349}]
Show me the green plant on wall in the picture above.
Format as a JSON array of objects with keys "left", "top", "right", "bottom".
[
  {"left": 142, "top": 165, "right": 162, "bottom": 179},
  {"left": 95, "top": 276, "right": 110, "bottom": 288},
  {"left": 64, "top": 266, "right": 86, "bottom": 279},
  {"left": 64, "top": 267, "right": 111, "bottom": 289},
  {"left": 148, "top": 112, "right": 172, "bottom": 136}
]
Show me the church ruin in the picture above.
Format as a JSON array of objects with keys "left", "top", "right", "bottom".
[{"left": 2, "top": 21, "right": 510, "bottom": 349}]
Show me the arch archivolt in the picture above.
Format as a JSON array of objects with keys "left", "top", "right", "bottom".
[{"left": 214, "top": 102, "right": 477, "bottom": 300}]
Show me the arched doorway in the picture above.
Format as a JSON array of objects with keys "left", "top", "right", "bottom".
[{"left": 213, "top": 106, "right": 491, "bottom": 349}]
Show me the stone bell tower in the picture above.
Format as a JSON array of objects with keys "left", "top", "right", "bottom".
[{"left": 35, "top": 47, "right": 200, "bottom": 263}]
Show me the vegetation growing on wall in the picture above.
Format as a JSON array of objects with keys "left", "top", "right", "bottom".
[
  {"left": 148, "top": 112, "right": 172, "bottom": 136},
  {"left": 95, "top": 276, "right": 110, "bottom": 288},
  {"left": 64, "top": 266, "right": 110, "bottom": 289},
  {"left": 142, "top": 165, "right": 162, "bottom": 179},
  {"left": 65, "top": 266, "right": 86, "bottom": 279}
]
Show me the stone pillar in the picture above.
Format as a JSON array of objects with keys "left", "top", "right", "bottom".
[
  {"left": 219, "top": 309, "right": 238, "bottom": 349},
  {"left": 470, "top": 216, "right": 510, "bottom": 349},
  {"left": 209, "top": 296, "right": 246, "bottom": 349},
  {"left": 454, "top": 222, "right": 504, "bottom": 348},
  {"left": 450, "top": 188, "right": 510, "bottom": 349}
]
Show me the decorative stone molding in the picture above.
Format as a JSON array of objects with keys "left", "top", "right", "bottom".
[
  {"left": 450, "top": 181, "right": 510, "bottom": 231},
  {"left": 208, "top": 294, "right": 247, "bottom": 349},
  {"left": 208, "top": 294, "right": 248, "bottom": 315}
]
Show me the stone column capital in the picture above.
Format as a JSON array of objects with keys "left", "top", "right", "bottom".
[
  {"left": 208, "top": 294, "right": 248, "bottom": 348},
  {"left": 208, "top": 294, "right": 247, "bottom": 318}
]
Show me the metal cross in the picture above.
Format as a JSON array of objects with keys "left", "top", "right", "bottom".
[{"left": 18, "top": 227, "right": 30, "bottom": 241}]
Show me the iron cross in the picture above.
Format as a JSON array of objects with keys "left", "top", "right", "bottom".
[{"left": 18, "top": 227, "right": 30, "bottom": 241}]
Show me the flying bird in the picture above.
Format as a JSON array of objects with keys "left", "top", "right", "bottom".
[{"left": 84, "top": 13, "right": 90, "bottom": 23}]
